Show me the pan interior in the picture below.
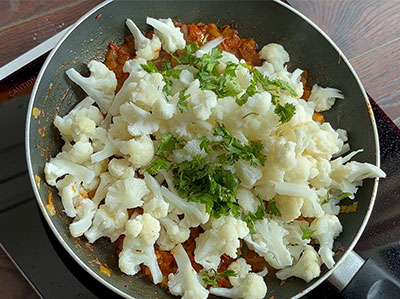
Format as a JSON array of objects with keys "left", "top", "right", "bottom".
[{"left": 28, "top": 1, "right": 377, "bottom": 298}]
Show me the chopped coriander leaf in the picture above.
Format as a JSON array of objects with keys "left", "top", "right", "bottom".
[
  {"left": 236, "top": 79, "right": 257, "bottom": 106},
  {"left": 146, "top": 158, "right": 169, "bottom": 175},
  {"left": 274, "top": 102, "right": 296, "bottom": 123},
  {"left": 199, "top": 269, "right": 237, "bottom": 287},
  {"left": 177, "top": 89, "right": 190, "bottom": 113},
  {"left": 174, "top": 42, "right": 201, "bottom": 65},
  {"left": 336, "top": 192, "right": 353, "bottom": 201},
  {"left": 300, "top": 226, "right": 315, "bottom": 240},
  {"left": 266, "top": 199, "right": 281, "bottom": 217},
  {"left": 322, "top": 192, "right": 353, "bottom": 205},
  {"left": 198, "top": 136, "right": 211, "bottom": 153},
  {"left": 242, "top": 112, "right": 259, "bottom": 119},
  {"left": 252, "top": 69, "right": 298, "bottom": 97},
  {"left": 171, "top": 155, "right": 240, "bottom": 218},
  {"left": 156, "top": 133, "right": 180, "bottom": 156},
  {"left": 271, "top": 79, "right": 298, "bottom": 97},
  {"left": 141, "top": 61, "right": 159, "bottom": 73},
  {"left": 242, "top": 204, "right": 265, "bottom": 234},
  {"left": 213, "top": 124, "right": 266, "bottom": 166},
  {"left": 240, "top": 62, "right": 252, "bottom": 70}
]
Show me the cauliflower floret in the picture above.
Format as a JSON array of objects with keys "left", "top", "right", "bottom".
[
  {"left": 168, "top": 244, "right": 209, "bottom": 299},
  {"left": 274, "top": 182, "right": 324, "bottom": 218},
  {"left": 283, "top": 220, "right": 311, "bottom": 245},
  {"left": 142, "top": 173, "right": 169, "bottom": 219},
  {"left": 157, "top": 226, "right": 176, "bottom": 251},
  {"left": 160, "top": 186, "right": 210, "bottom": 228},
  {"left": 276, "top": 245, "right": 322, "bottom": 282},
  {"left": 270, "top": 138, "right": 297, "bottom": 170},
  {"left": 236, "top": 187, "right": 258, "bottom": 213},
  {"left": 69, "top": 198, "right": 97, "bottom": 237},
  {"left": 119, "top": 101, "right": 160, "bottom": 136},
  {"left": 88, "top": 127, "right": 117, "bottom": 163},
  {"left": 58, "top": 140, "right": 93, "bottom": 164},
  {"left": 194, "top": 216, "right": 249, "bottom": 269},
  {"left": 45, "top": 157, "right": 95, "bottom": 187},
  {"left": 310, "top": 157, "right": 332, "bottom": 189},
  {"left": 126, "top": 18, "right": 161, "bottom": 60},
  {"left": 310, "top": 214, "right": 342, "bottom": 269},
  {"left": 105, "top": 178, "right": 149, "bottom": 211},
  {"left": 84, "top": 204, "right": 129, "bottom": 243},
  {"left": 159, "top": 214, "right": 190, "bottom": 245},
  {"left": 259, "top": 43, "right": 289, "bottom": 72},
  {"left": 146, "top": 17, "right": 186, "bottom": 53},
  {"left": 54, "top": 105, "right": 103, "bottom": 142},
  {"left": 308, "top": 84, "right": 344, "bottom": 112},
  {"left": 186, "top": 79, "right": 217, "bottom": 121},
  {"left": 66, "top": 60, "right": 117, "bottom": 113},
  {"left": 244, "top": 218, "right": 292, "bottom": 269},
  {"left": 210, "top": 272, "right": 267, "bottom": 299},
  {"left": 119, "top": 213, "right": 162, "bottom": 284},
  {"left": 108, "top": 116, "right": 132, "bottom": 141},
  {"left": 107, "top": 158, "right": 135, "bottom": 179},
  {"left": 55, "top": 175, "right": 88, "bottom": 218},
  {"left": 284, "top": 155, "right": 315, "bottom": 184},
  {"left": 91, "top": 172, "right": 115, "bottom": 206},
  {"left": 227, "top": 258, "right": 252, "bottom": 286},
  {"left": 274, "top": 195, "right": 304, "bottom": 222},
  {"left": 118, "top": 135, "right": 155, "bottom": 168},
  {"left": 109, "top": 58, "right": 148, "bottom": 115},
  {"left": 234, "top": 160, "right": 262, "bottom": 188},
  {"left": 254, "top": 164, "right": 285, "bottom": 200},
  {"left": 172, "top": 139, "right": 207, "bottom": 163}
]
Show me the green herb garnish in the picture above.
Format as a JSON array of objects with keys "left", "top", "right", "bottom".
[
  {"left": 266, "top": 199, "right": 281, "bottom": 217},
  {"left": 141, "top": 61, "right": 182, "bottom": 95},
  {"left": 300, "top": 226, "right": 315, "bottom": 240},
  {"left": 242, "top": 112, "right": 259, "bottom": 119},
  {"left": 198, "top": 136, "right": 211, "bottom": 153},
  {"left": 145, "top": 158, "right": 169, "bottom": 175},
  {"left": 199, "top": 269, "right": 237, "bottom": 287},
  {"left": 322, "top": 192, "right": 353, "bottom": 205},
  {"left": 171, "top": 155, "right": 240, "bottom": 218},
  {"left": 177, "top": 89, "right": 190, "bottom": 113},
  {"left": 242, "top": 203, "right": 265, "bottom": 234}
]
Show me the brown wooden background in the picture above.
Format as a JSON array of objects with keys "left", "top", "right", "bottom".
[{"left": 0, "top": 0, "right": 399, "bottom": 298}]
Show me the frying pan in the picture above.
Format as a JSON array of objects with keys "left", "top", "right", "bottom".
[{"left": 25, "top": 0, "right": 395, "bottom": 298}]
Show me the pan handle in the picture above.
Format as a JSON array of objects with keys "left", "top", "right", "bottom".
[{"left": 328, "top": 250, "right": 400, "bottom": 298}]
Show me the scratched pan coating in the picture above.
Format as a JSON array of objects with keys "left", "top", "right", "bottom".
[{"left": 26, "top": 1, "right": 380, "bottom": 298}]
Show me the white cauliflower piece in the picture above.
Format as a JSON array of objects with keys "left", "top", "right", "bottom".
[
  {"left": 105, "top": 178, "right": 149, "bottom": 211},
  {"left": 54, "top": 105, "right": 103, "bottom": 142},
  {"left": 146, "top": 17, "right": 186, "bottom": 53},
  {"left": 108, "top": 158, "right": 135, "bottom": 179},
  {"left": 142, "top": 173, "right": 169, "bottom": 219},
  {"left": 69, "top": 198, "right": 97, "bottom": 237},
  {"left": 89, "top": 127, "right": 117, "bottom": 163},
  {"left": 310, "top": 214, "right": 342, "bottom": 269},
  {"left": 284, "top": 220, "right": 311, "bottom": 245},
  {"left": 270, "top": 138, "right": 297, "bottom": 170},
  {"left": 310, "top": 157, "right": 332, "bottom": 189},
  {"left": 276, "top": 245, "right": 322, "bottom": 282},
  {"left": 120, "top": 102, "right": 160, "bottom": 136},
  {"left": 173, "top": 139, "right": 207, "bottom": 163},
  {"left": 118, "top": 135, "right": 154, "bottom": 168},
  {"left": 244, "top": 218, "right": 292, "bottom": 269},
  {"left": 210, "top": 272, "right": 267, "bottom": 299},
  {"left": 109, "top": 58, "right": 148, "bottom": 115},
  {"left": 55, "top": 175, "right": 88, "bottom": 218},
  {"left": 91, "top": 172, "right": 115, "bottom": 206},
  {"left": 274, "top": 182, "right": 324, "bottom": 218},
  {"left": 234, "top": 160, "right": 262, "bottom": 188},
  {"left": 66, "top": 60, "right": 117, "bottom": 113},
  {"left": 308, "top": 84, "right": 344, "bottom": 112},
  {"left": 45, "top": 157, "right": 95, "bottom": 187},
  {"left": 119, "top": 213, "right": 162, "bottom": 284},
  {"left": 84, "top": 204, "right": 129, "bottom": 243},
  {"left": 259, "top": 43, "right": 289, "bottom": 71},
  {"left": 194, "top": 216, "right": 249, "bottom": 269},
  {"left": 236, "top": 187, "right": 258, "bottom": 213},
  {"left": 186, "top": 79, "right": 217, "bottom": 121},
  {"left": 274, "top": 195, "right": 304, "bottom": 222},
  {"left": 58, "top": 140, "right": 93, "bottom": 164},
  {"left": 126, "top": 18, "right": 161, "bottom": 60},
  {"left": 159, "top": 214, "right": 190, "bottom": 245},
  {"left": 160, "top": 186, "right": 210, "bottom": 228},
  {"left": 168, "top": 244, "right": 209, "bottom": 299},
  {"left": 108, "top": 116, "right": 132, "bottom": 141}
]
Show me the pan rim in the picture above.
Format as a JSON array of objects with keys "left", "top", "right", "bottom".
[{"left": 25, "top": 0, "right": 381, "bottom": 298}]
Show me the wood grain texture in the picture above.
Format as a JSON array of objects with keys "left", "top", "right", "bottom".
[
  {"left": 289, "top": 0, "right": 400, "bottom": 60},
  {"left": 0, "top": 0, "right": 102, "bottom": 66},
  {"left": 0, "top": 248, "right": 39, "bottom": 299}
]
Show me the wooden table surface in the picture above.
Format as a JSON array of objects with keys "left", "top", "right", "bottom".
[{"left": 0, "top": 0, "right": 399, "bottom": 298}]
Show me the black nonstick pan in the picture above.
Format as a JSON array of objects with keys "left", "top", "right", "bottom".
[{"left": 25, "top": 0, "right": 399, "bottom": 298}]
